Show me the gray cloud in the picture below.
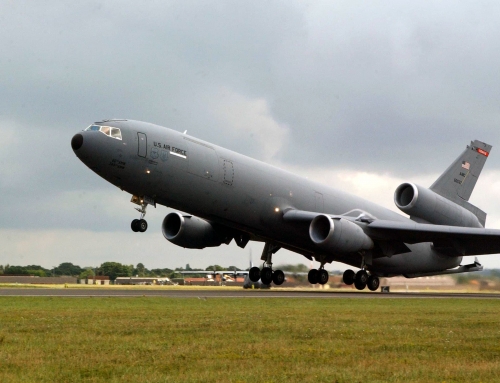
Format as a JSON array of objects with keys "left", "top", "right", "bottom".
[{"left": 2, "top": 1, "right": 500, "bottom": 267}]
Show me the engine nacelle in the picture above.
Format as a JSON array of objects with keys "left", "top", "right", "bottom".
[
  {"left": 309, "top": 215, "right": 374, "bottom": 253},
  {"left": 394, "top": 183, "right": 482, "bottom": 227},
  {"left": 162, "top": 212, "right": 230, "bottom": 249}
]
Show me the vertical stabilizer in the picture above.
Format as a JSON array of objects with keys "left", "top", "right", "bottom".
[
  {"left": 430, "top": 140, "right": 491, "bottom": 201},
  {"left": 429, "top": 140, "right": 491, "bottom": 226}
]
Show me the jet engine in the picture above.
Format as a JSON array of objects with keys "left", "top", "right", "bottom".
[
  {"left": 162, "top": 212, "right": 231, "bottom": 249},
  {"left": 309, "top": 215, "right": 374, "bottom": 253},
  {"left": 394, "top": 183, "right": 482, "bottom": 227}
]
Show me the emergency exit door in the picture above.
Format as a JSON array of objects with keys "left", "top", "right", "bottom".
[{"left": 137, "top": 132, "right": 147, "bottom": 158}]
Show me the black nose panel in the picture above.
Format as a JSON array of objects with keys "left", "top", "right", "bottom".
[{"left": 71, "top": 134, "right": 83, "bottom": 151}]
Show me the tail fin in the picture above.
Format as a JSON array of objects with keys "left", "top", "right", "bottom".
[{"left": 430, "top": 140, "right": 491, "bottom": 225}]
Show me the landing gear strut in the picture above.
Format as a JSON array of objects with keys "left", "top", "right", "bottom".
[
  {"left": 130, "top": 195, "right": 150, "bottom": 233},
  {"left": 248, "top": 243, "right": 285, "bottom": 286}
]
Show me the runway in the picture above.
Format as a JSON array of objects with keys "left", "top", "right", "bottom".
[{"left": 1, "top": 288, "right": 499, "bottom": 299}]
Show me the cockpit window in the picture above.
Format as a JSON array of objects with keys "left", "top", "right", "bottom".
[
  {"left": 85, "top": 125, "right": 122, "bottom": 140},
  {"left": 111, "top": 128, "right": 121, "bottom": 139}
]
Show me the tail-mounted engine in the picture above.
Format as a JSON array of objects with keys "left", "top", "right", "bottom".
[
  {"left": 162, "top": 212, "right": 232, "bottom": 249},
  {"left": 394, "top": 183, "right": 482, "bottom": 227},
  {"left": 309, "top": 215, "right": 374, "bottom": 253}
]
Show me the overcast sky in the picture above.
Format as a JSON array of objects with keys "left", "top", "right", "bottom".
[{"left": 2, "top": 0, "right": 500, "bottom": 271}]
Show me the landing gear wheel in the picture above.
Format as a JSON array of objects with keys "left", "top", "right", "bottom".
[
  {"left": 318, "top": 269, "right": 329, "bottom": 285},
  {"left": 272, "top": 270, "right": 285, "bottom": 285},
  {"left": 249, "top": 267, "right": 261, "bottom": 282},
  {"left": 260, "top": 267, "right": 273, "bottom": 285},
  {"left": 308, "top": 269, "right": 319, "bottom": 284},
  {"left": 354, "top": 270, "right": 368, "bottom": 290},
  {"left": 131, "top": 219, "right": 140, "bottom": 232},
  {"left": 138, "top": 219, "right": 148, "bottom": 232},
  {"left": 343, "top": 269, "right": 355, "bottom": 285},
  {"left": 367, "top": 275, "right": 380, "bottom": 291}
]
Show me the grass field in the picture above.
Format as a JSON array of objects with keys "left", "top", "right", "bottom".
[{"left": 0, "top": 297, "right": 499, "bottom": 382}]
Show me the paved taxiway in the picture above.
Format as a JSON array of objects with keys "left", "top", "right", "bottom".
[{"left": 1, "top": 288, "right": 499, "bottom": 299}]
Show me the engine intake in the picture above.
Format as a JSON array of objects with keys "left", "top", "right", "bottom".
[
  {"left": 162, "top": 212, "right": 231, "bottom": 249},
  {"left": 394, "top": 183, "right": 482, "bottom": 227},
  {"left": 309, "top": 215, "right": 374, "bottom": 253}
]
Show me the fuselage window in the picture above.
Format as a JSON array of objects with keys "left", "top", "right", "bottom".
[{"left": 85, "top": 125, "right": 122, "bottom": 140}]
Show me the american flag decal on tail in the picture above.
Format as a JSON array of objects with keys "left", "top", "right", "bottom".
[{"left": 462, "top": 161, "right": 470, "bottom": 170}]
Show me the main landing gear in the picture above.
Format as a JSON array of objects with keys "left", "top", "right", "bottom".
[
  {"left": 131, "top": 195, "right": 149, "bottom": 233},
  {"left": 343, "top": 269, "right": 380, "bottom": 291},
  {"left": 248, "top": 243, "right": 285, "bottom": 286},
  {"left": 307, "top": 267, "right": 329, "bottom": 285}
]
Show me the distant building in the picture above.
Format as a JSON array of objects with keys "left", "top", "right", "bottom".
[
  {"left": 114, "top": 277, "right": 175, "bottom": 285},
  {"left": 81, "top": 276, "right": 110, "bottom": 285}
]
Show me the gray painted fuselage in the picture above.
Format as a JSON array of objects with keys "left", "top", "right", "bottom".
[{"left": 74, "top": 120, "right": 460, "bottom": 276}]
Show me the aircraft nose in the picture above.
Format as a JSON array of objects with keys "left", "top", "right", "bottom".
[{"left": 71, "top": 134, "right": 83, "bottom": 151}]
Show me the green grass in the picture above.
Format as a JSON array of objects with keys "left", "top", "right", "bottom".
[{"left": 0, "top": 297, "right": 499, "bottom": 382}]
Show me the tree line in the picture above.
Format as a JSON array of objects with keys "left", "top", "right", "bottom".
[
  {"left": 0, "top": 262, "right": 245, "bottom": 281},
  {"left": 0, "top": 262, "right": 314, "bottom": 281}
]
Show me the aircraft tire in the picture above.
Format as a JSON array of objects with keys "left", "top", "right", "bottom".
[
  {"left": 343, "top": 269, "right": 355, "bottom": 285},
  {"left": 131, "top": 219, "right": 140, "bottom": 232},
  {"left": 354, "top": 270, "right": 368, "bottom": 290},
  {"left": 367, "top": 275, "right": 380, "bottom": 291},
  {"left": 249, "top": 267, "right": 261, "bottom": 282},
  {"left": 260, "top": 267, "right": 273, "bottom": 285},
  {"left": 308, "top": 269, "right": 319, "bottom": 284},
  {"left": 318, "top": 269, "right": 329, "bottom": 285},
  {"left": 272, "top": 270, "right": 285, "bottom": 285},
  {"left": 139, "top": 219, "right": 148, "bottom": 232}
]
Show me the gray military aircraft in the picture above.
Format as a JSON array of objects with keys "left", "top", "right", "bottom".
[{"left": 71, "top": 120, "right": 498, "bottom": 291}]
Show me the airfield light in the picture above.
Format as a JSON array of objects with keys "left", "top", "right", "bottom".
[
  {"left": 146, "top": 170, "right": 151, "bottom": 174},
  {"left": 275, "top": 207, "right": 280, "bottom": 212}
]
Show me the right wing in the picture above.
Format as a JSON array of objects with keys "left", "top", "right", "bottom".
[
  {"left": 283, "top": 209, "right": 500, "bottom": 256},
  {"left": 365, "top": 220, "right": 500, "bottom": 256}
]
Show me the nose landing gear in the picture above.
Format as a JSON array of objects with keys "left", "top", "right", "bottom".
[
  {"left": 131, "top": 218, "right": 148, "bottom": 232},
  {"left": 130, "top": 195, "right": 154, "bottom": 233}
]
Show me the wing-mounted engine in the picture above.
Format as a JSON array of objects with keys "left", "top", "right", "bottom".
[
  {"left": 162, "top": 212, "right": 232, "bottom": 249},
  {"left": 309, "top": 215, "right": 374, "bottom": 253},
  {"left": 394, "top": 183, "right": 483, "bottom": 228}
]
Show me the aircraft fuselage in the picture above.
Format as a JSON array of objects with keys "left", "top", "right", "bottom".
[{"left": 72, "top": 120, "right": 461, "bottom": 276}]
